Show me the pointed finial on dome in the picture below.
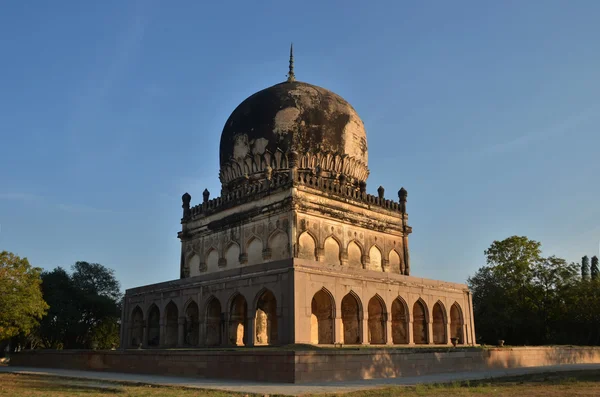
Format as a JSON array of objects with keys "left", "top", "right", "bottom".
[{"left": 287, "top": 43, "right": 295, "bottom": 82}]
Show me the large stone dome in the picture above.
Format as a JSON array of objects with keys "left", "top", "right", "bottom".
[{"left": 219, "top": 80, "right": 369, "bottom": 190}]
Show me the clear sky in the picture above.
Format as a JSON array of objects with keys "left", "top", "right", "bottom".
[{"left": 1, "top": 1, "right": 599, "bottom": 291}]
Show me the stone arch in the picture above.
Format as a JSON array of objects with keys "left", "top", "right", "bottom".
[
  {"left": 391, "top": 297, "right": 409, "bottom": 344},
  {"left": 224, "top": 242, "right": 240, "bottom": 268},
  {"left": 183, "top": 300, "right": 199, "bottom": 346},
  {"left": 311, "top": 288, "right": 335, "bottom": 344},
  {"left": 130, "top": 306, "right": 144, "bottom": 347},
  {"left": 147, "top": 304, "right": 160, "bottom": 347},
  {"left": 255, "top": 289, "right": 278, "bottom": 345},
  {"left": 388, "top": 249, "right": 402, "bottom": 274},
  {"left": 323, "top": 236, "right": 341, "bottom": 265},
  {"left": 297, "top": 231, "right": 317, "bottom": 260},
  {"left": 368, "top": 245, "right": 383, "bottom": 271},
  {"left": 228, "top": 293, "right": 248, "bottom": 346},
  {"left": 341, "top": 291, "right": 362, "bottom": 344},
  {"left": 188, "top": 253, "right": 201, "bottom": 277},
  {"left": 412, "top": 299, "right": 428, "bottom": 344},
  {"left": 367, "top": 295, "right": 386, "bottom": 344},
  {"left": 347, "top": 240, "right": 363, "bottom": 268},
  {"left": 246, "top": 236, "right": 263, "bottom": 265},
  {"left": 206, "top": 248, "right": 219, "bottom": 272},
  {"left": 450, "top": 302, "right": 464, "bottom": 344},
  {"left": 205, "top": 296, "right": 222, "bottom": 346},
  {"left": 432, "top": 301, "right": 447, "bottom": 344},
  {"left": 164, "top": 301, "right": 179, "bottom": 347},
  {"left": 268, "top": 230, "right": 289, "bottom": 261}
]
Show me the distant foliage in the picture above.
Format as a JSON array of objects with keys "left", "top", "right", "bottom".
[
  {"left": 0, "top": 251, "right": 49, "bottom": 341},
  {"left": 469, "top": 236, "right": 600, "bottom": 345},
  {"left": 582, "top": 256, "right": 590, "bottom": 280},
  {"left": 591, "top": 256, "right": 599, "bottom": 281}
]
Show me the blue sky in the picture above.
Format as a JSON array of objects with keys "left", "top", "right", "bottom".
[{"left": 1, "top": 1, "right": 599, "bottom": 291}]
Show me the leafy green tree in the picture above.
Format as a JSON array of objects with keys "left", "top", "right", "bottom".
[
  {"left": 36, "top": 262, "right": 121, "bottom": 349},
  {"left": 582, "top": 256, "right": 590, "bottom": 280},
  {"left": 0, "top": 251, "right": 49, "bottom": 341},
  {"left": 591, "top": 256, "right": 599, "bottom": 281}
]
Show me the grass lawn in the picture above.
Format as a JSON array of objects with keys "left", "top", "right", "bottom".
[{"left": 0, "top": 370, "right": 599, "bottom": 396}]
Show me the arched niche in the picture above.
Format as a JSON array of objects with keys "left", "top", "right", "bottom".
[
  {"left": 298, "top": 232, "right": 316, "bottom": 260},
  {"left": 184, "top": 301, "right": 199, "bottom": 346},
  {"left": 341, "top": 292, "right": 361, "bottom": 344},
  {"left": 347, "top": 241, "right": 362, "bottom": 268},
  {"left": 225, "top": 243, "right": 240, "bottom": 268},
  {"left": 323, "top": 237, "right": 340, "bottom": 265},
  {"left": 205, "top": 297, "right": 222, "bottom": 347},
  {"left": 255, "top": 289, "right": 278, "bottom": 345},
  {"left": 147, "top": 304, "right": 160, "bottom": 347},
  {"left": 450, "top": 303, "right": 464, "bottom": 344},
  {"left": 269, "top": 231, "right": 289, "bottom": 261},
  {"left": 311, "top": 289, "right": 335, "bottom": 344},
  {"left": 188, "top": 254, "right": 201, "bottom": 277},
  {"left": 388, "top": 250, "right": 401, "bottom": 274},
  {"left": 246, "top": 237, "right": 263, "bottom": 265},
  {"left": 432, "top": 301, "right": 447, "bottom": 344},
  {"left": 369, "top": 246, "right": 382, "bottom": 271},
  {"left": 229, "top": 294, "right": 247, "bottom": 346},
  {"left": 130, "top": 306, "right": 144, "bottom": 348},
  {"left": 206, "top": 249, "right": 219, "bottom": 272},
  {"left": 367, "top": 295, "right": 386, "bottom": 344},
  {"left": 412, "top": 299, "right": 428, "bottom": 344},
  {"left": 165, "top": 301, "right": 179, "bottom": 347},
  {"left": 391, "top": 298, "right": 408, "bottom": 344}
]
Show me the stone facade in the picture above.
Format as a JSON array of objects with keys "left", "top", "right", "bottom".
[{"left": 121, "top": 56, "right": 476, "bottom": 351}]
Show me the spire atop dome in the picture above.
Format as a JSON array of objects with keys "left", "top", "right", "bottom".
[{"left": 287, "top": 43, "right": 295, "bottom": 82}]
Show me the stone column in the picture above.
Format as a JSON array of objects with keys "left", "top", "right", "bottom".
[
  {"left": 461, "top": 324, "right": 467, "bottom": 345},
  {"left": 142, "top": 324, "right": 149, "bottom": 348},
  {"left": 445, "top": 322, "right": 452, "bottom": 345},
  {"left": 334, "top": 317, "right": 343, "bottom": 344},
  {"left": 276, "top": 314, "right": 284, "bottom": 345},
  {"left": 361, "top": 318, "right": 369, "bottom": 345},
  {"left": 427, "top": 320, "right": 434, "bottom": 345},
  {"left": 177, "top": 316, "right": 186, "bottom": 347},
  {"left": 407, "top": 320, "right": 414, "bottom": 345},
  {"left": 159, "top": 322, "right": 166, "bottom": 347},
  {"left": 245, "top": 314, "right": 256, "bottom": 347},
  {"left": 385, "top": 315, "right": 393, "bottom": 345}
]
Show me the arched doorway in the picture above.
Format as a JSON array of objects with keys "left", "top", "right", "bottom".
[
  {"left": 205, "top": 297, "right": 222, "bottom": 346},
  {"left": 311, "top": 289, "right": 334, "bottom": 344},
  {"left": 229, "top": 294, "right": 247, "bottom": 346},
  {"left": 367, "top": 296, "right": 386, "bottom": 344},
  {"left": 165, "top": 301, "right": 179, "bottom": 347},
  {"left": 147, "top": 304, "right": 160, "bottom": 347},
  {"left": 130, "top": 306, "right": 144, "bottom": 348},
  {"left": 412, "top": 300, "right": 428, "bottom": 344},
  {"left": 184, "top": 301, "right": 199, "bottom": 346},
  {"left": 391, "top": 298, "right": 408, "bottom": 344},
  {"left": 432, "top": 302, "right": 447, "bottom": 344},
  {"left": 255, "top": 290, "right": 278, "bottom": 345},
  {"left": 450, "top": 303, "right": 464, "bottom": 344},
  {"left": 341, "top": 293, "right": 361, "bottom": 344}
]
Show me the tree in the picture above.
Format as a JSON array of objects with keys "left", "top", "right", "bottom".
[
  {"left": 582, "top": 256, "right": 590, "bottom": 280},
  {"left": 36, "top": 262, "right": 122, "bottom": 349},
  {"left": 591, "top": 256, "right": 599, "bottom": 281},
  {"left": 0, "top": 251, "right": 49, "bottom": 341}
]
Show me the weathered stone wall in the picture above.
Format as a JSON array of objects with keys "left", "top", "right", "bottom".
[{"left": 11, "top": 347, "right": 600, "bottom": 384}]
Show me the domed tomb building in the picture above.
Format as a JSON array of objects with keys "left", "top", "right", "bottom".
[{"left": 121, "top": 49, "right": 476, "bottom": 348}]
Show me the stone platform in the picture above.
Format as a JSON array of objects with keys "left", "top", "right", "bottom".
[{"left": 10, "top": 346, "right": 600, "bottom": 383}]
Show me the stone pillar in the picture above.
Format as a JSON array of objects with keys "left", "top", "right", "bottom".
[
  {"left": 361, "top": 318, "right": 369, "bottom": 345},
  {"left": 245, "top": 314, "right": 256, "bottom": 347},
  {"left": 142, "top": 324, "right": 149, "bottom": 348},
  {"left": 407, "top": 320, "right": 414, "bottom": 345},
  {"left": 427, "top": 320, "right": 434, "bottom": 345},
  {"left": 334, "top": 317, "right": 343, "bottom": 344},
  {"left": 445, "top": 322, "right": 451, "bottom": 345},
  {"left": 385, "top": 314, "right": 393, "bottom": 345},
  {"left": 461, "top": 323, "right": 467, "bottom": 345},
  {"left": 177, "top": 316, "right": 186, "bottom": 347},
  {"left": 276, "top": 315, "right": 284, "bottom": 345},
  {"left": 159, "top": 322, "right": 166, "bottom": 347}
]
